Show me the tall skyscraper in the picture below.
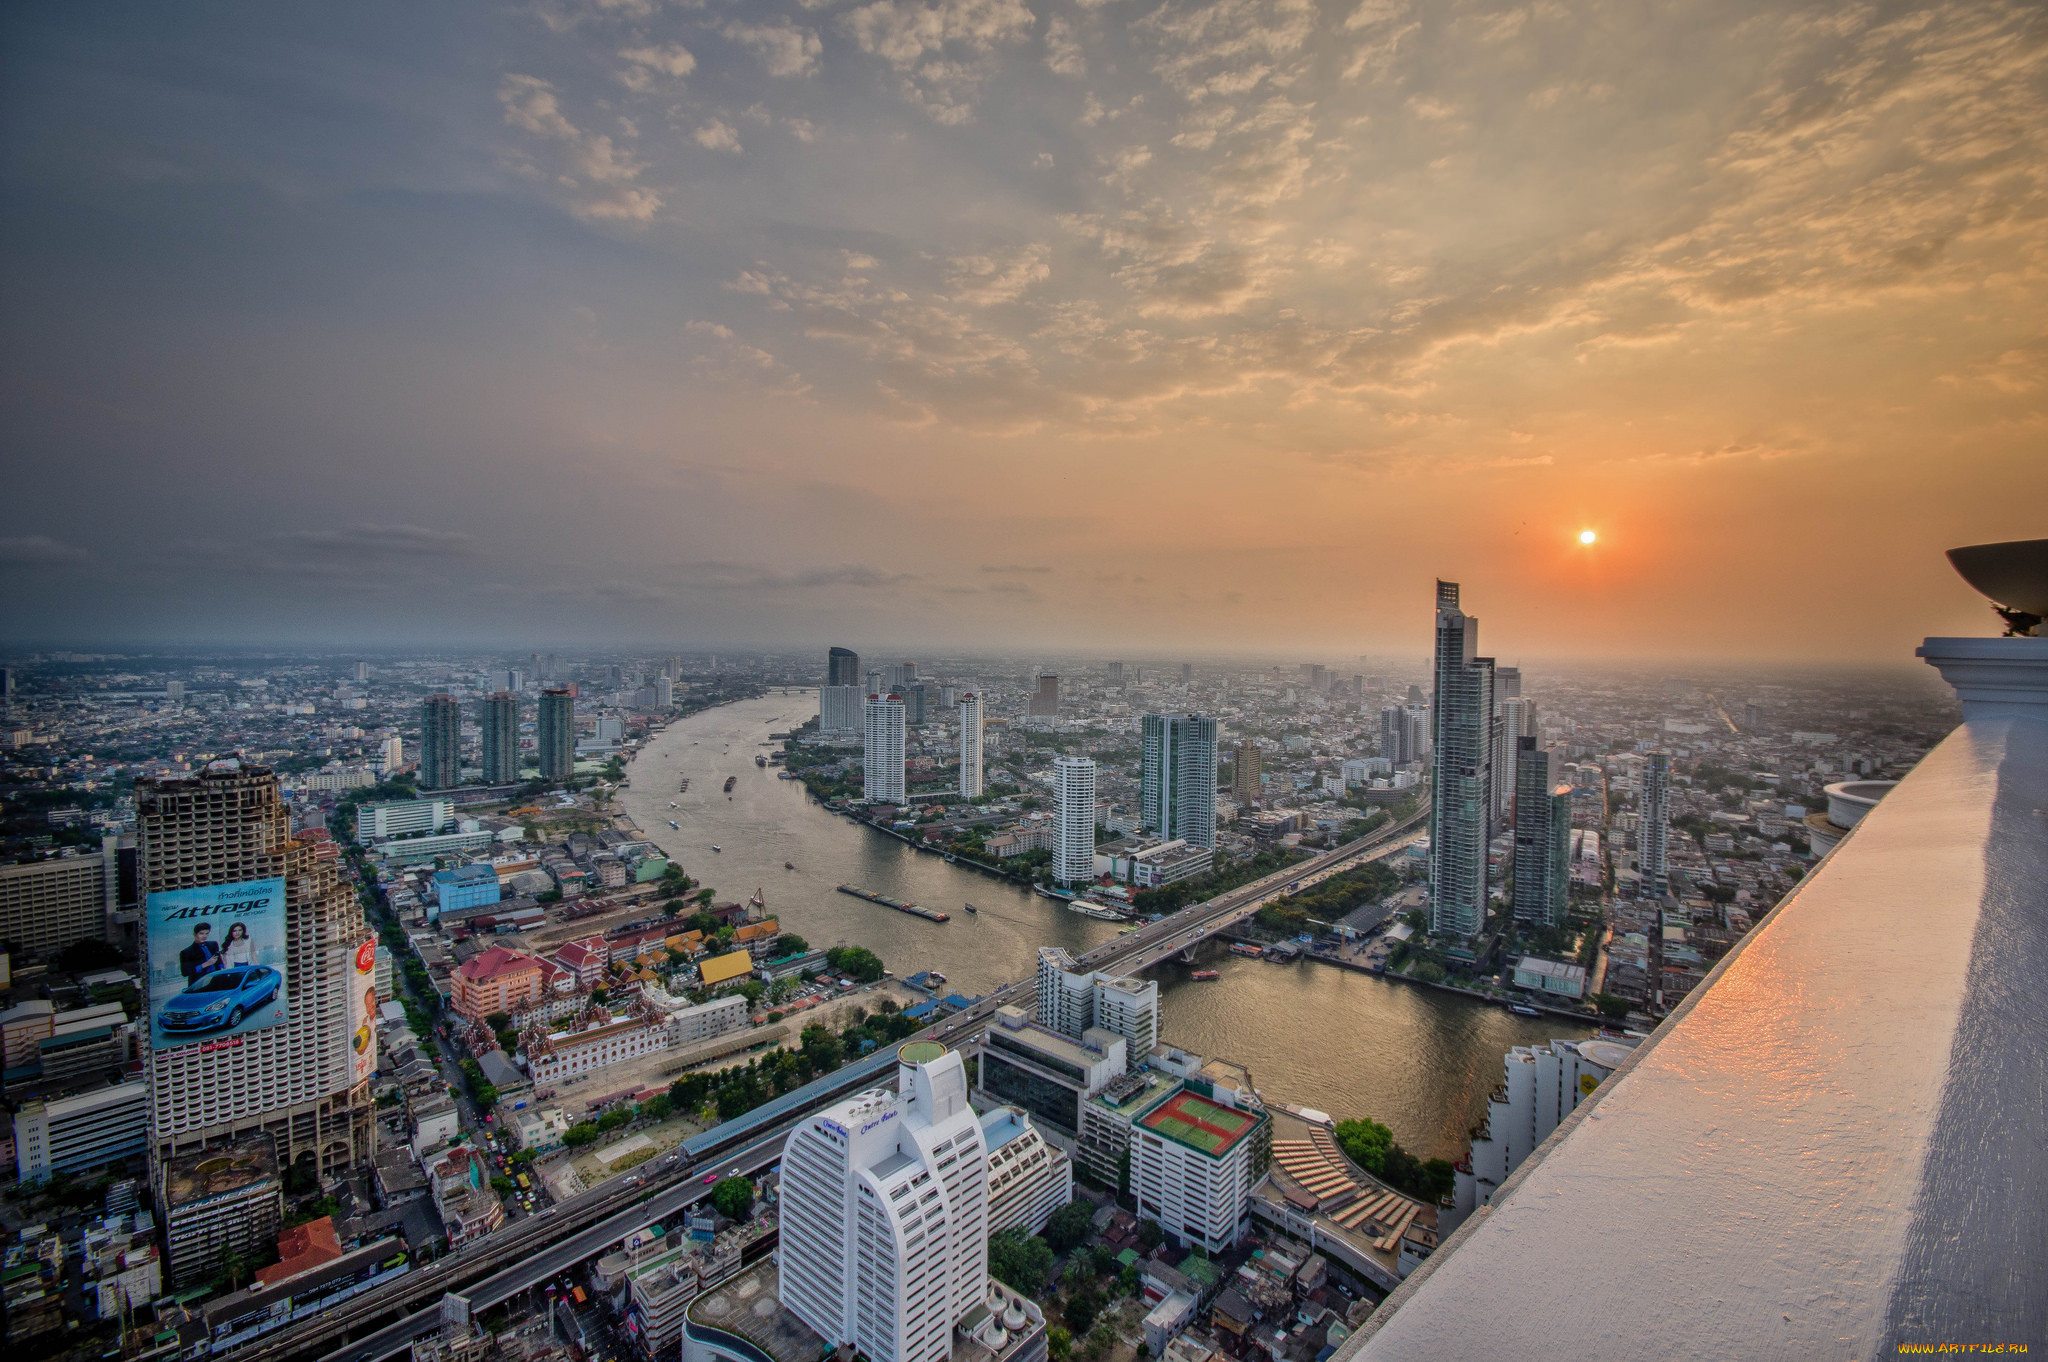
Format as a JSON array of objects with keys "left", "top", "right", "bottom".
[
  {"left": 138, "top": 762, "right": 372, "bottom": 1198},
  {"left": 653, "top": 675, "right": 674, "bottom": 707},
  {"left": 1495, "top": 666, "right": 1521, "bottom": 699},
  {"left": 537, "top": 687, "right": 575, "bottom": 783},
  {"left": 777, "top": 1043, "right": 989, "bottom": 1362},
  {"left": 1028, "top": 674, "right": 1059, "bottom": 721},
  {"left": 820, "top": 685, "right": 862, "bottom": 734},
  {"left": 352, "top": 660, "right": 369, "bottom": 683},
  {"left": 863, "top": 693, "right": 906, "bottom": 804},
  {"left": 958, "top": 693, "right": 984, "bottom": 798},
  {"left": 1052, "top": 756, "right": 1096, "bottom": 884},
  {"left": 419, "top": 694, "right": 460, "bottom": 790},
  {"left": 1380, "top": 705, "right": 1409, "bottom": 763},
  {"left": 1430, "top": 581, "right": 1496, "bottom": 938},
  {"left": 826, "top": 646, "right": 861, "bottom": 688},
  {"left": 479, "top": 691, "right": 521, "bottom": 785},
  {"left": 1511, "top": 738, "right": 1573, "bottom": 927},
  {"left": 1640, "top": 752, "right": 1672, "bottom": 899},
  {"left": 1141, "top": 713, "right": 1219, "bottom": 849},
  {"left": 1230, "top": 739, "right": 1262, "bottom": 805},
  {"left": 1108, "top": 661, "right": 1125, "bottom": 687},
  {"left": 884, "top": 661, "right": 919, "bottom": 690}
]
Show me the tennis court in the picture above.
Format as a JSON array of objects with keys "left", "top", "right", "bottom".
[{"left": 1138, "top": 1089, "right": 1257, "bottom": 1155}]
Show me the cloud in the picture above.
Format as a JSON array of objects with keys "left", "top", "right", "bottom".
[
  {"left": 266, "top": 525, "right": 479, "bottom": 558},
  {"left": 980, "top": 563, "right": 1052, "bottom": 573},
  {"left": 498, "top": 73, "right": 662, "bottom": 221},
  {"left": 0, "top": 535, "right": 89, "bottom": 566},
  {"left": 722, "top": 21, "right": 824, "bottom": 77},
  {"left": 617, "top": 43, "right": 697, "bottom": 91},
  {"left": 841, "top": 0, "right": 1035, "bottom": 120},
  {"left": 694, "top": 120, "right": 743, "bottom": 153},
  {"left": 680, "top": 561, "right": 920, "bottom": 589},
  {"left": 946, "top": 245, "right": 1051, "bottom": 305}
]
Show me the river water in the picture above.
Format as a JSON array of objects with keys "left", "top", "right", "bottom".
[{"left": 618, "top": 692, "right": 1587, "bottom": 1160}]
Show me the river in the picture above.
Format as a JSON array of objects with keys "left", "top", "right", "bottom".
[{"left": 618, "top": 692, "right": 1588, "bottom": 1161}]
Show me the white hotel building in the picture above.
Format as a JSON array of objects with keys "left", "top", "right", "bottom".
[
  {"left": 958, "top": 693, "right": 984, "bottom": 798},
  {"left": 778, "top": 1043, "right": 989, "bottom": 1362},
  {"left": 863, "top": 694, "right": 908, "bottom": 805},
  {"left": 1052, "top": 757, "right": 1097, "bottom": 884}
]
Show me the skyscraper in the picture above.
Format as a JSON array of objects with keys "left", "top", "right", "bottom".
[
  {"left": 1640, "top": 752, "right": 1672, "bottom": 899},
  {"left": 1029, "top": 674, "right": 1059, "bottom": 721},
  {"left": 958, "top": 693, "right": 984, "bottom": 798},
  {"left": 1430, "top": 581, "right": 1496, "bottom": 938},
  {"left": 1380, "top": 705, "right": 1410, "bottom": 763},
  {"left": 1107, "top": 661, "right": 1124, "bottom": 687},
  {"left": 653, "top": 675, "right": 674, "bottom": 708},
  {"left": 863, "top": 693, "right": 906, "bottom": 804},
  {"left": 820, "top": 685, "right": 862, "bottom": 734},
  {"left": 138, "top": 762, "right": 372, "bottom": 1196},
  {"left": 479, "top": 691, "right": 521, "bottom": 784},
  {"left": 1230, "top": 739, "right": 1262, "bottom": 805},
  {"left": 1141, "top": 713, "right": 1219, "bottom": 849},
  {"left": 537, "top": 687, "right": 575, "bottom": 783},
  {"left": 777, "top": 1043, "right": 989, "bottom": 1362},
  {"left": 420, "top": 694, "right": 460, "bottom": 790},
  {"left": 1511, "top": 738, "right": 1573, "bottom": 927},
  {"left": 1180, "top": 662, "right": 1193, "bottom": 685},
  {"left": 352, "top": 660, "right": 369, "bottom": 683},
  {"left": 826, "top": 646, "right": 861, "bottom": 688},
  {"left": 1036, "top": 947, "right": 1157, "bottom": 1072},
  {"left": 884, "top": 661, "right": 919, "bottom": 690},
  {"left": 1053, "top": 756, "right": 1096, "bottom": 884}
]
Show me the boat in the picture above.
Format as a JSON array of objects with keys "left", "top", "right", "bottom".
[
  {"left": 748, "top": 888, "right": 766, "bottom": 911},
  {"left": 1511, "top": 1004, "right": 1541, "bottom": 1017},
  {"left": 1190, "top": 970, "right": 1220, "bottom": 981},
  {"left": 667, "top": 820, "right": 679, "bottom": 830},
  {"left": 678, "top": 779, "right": 690, "bottom": 793},
  {"left": 1035, "top": 886, "right": 1076, "bottom": 901},
  {"left": 785, "top": 861, "right": 795, "bottom": 870},
  {"left": 723, "top": 776, "right": 737, "bottom": 793},
  {"left": 836, "top": 884, "right": 950, "bottom": 923},
  {"left": 963, "top": 903, "right": 978, "bottom": 914},
  {"left": 1229, "top": 943, "right": 1264, "bottom": 958},
  {"left": 755, "top": 755, "right": 767, "bottom": 767},
  {"left": 711, "top": 845, "right": 722, "bottom": 853},
  {"left": 1069, "top": 900, "right": 1124, "bottom": 921}
]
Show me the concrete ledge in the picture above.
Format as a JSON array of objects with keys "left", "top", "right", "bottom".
[{"left": 1917, "top": 636, "right": 2048, "bottom": 721}]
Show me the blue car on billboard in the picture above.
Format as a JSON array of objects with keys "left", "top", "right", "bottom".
[{"left": 158, "top": 965, "right": 283, "bottom": 1034}]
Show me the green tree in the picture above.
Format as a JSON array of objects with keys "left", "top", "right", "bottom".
[
  {"left": 987, "top": 1227, "right": 1055, "bottom": 1294},
  {"left": 1045, "top": 1199, "right": 1095, "bottom": 1253},
  {"left": 1137, "top": 1217, "right": 1164, "bottom": 1252},
  {"left": 710, "top": 1176, "right": 755, "bottom": 1221},
  {"left": 824, "top": 946, "right": 885, "bottom": 982},
  {"left": 562, "top": 1123, "right": 599, "bottom": 1147},
  {"left": 638, "top": 1093, "right": 674, "bottom": 1122},
  {"left": 1047, "top": 1327, "right": 1073, "bottom": 1362},
  {"left": 1592, "top": 993, "right": 1631, "bottom": 1020},
  {"left": 1333, "top": 1118, "right": 1395, "bottom": 1178},
  {"left": 491, "top": 1176, "right": 516, "bottom": 1194},
  {"left": 1063, "top": 1290, "right": 1101, "bottom": 1336},
  {"left": 779, "top": 933, "right": 809, "bottom": 956},
  {"left": 695, "top": 887, "right": 716, "bottom": 907},
  {"left": 597, "top": 1108, "right": 632, "bottom": 1132},
  {"left": 484, "top": 1011, "right": 511, "bottom": 1031}
]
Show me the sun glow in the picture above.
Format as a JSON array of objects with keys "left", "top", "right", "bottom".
[{"left": 1579, "top": 529, "right": 1598, "bottom": 545}]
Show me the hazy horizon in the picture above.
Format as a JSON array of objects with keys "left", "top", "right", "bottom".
[{"left": 3, "top": 0, "right": 2043, "bottom": 660}]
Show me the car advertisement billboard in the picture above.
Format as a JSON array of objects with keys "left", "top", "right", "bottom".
[
  {"left": 147, "top": 878, "right": 289, "bottom": 1049},
  {"left": 348, "top": 938, "right": 378, "bottom": 1085}
]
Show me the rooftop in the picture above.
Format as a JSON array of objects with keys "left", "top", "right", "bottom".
[
  {"left": 163, "top": 1134, "right": 278, "bottom": 1209},
  {"left": 685, "top": 1258, "right": 825, "bottom": 1362},
  {"left": 1138, "top": 1088, "right": 1261, "bottom": 1158}
]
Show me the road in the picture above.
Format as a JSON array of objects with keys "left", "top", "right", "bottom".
[{"left": 280, "top": 809, "right": 1424, "bottom": 1361}]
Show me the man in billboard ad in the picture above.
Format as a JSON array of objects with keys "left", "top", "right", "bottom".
[{"left": 148, "top": 878, "right": 289, "bottom": 1049}]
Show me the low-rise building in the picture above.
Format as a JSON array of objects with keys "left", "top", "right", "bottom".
[
  {"left": 522, "top": 1006, "right": 668, "bottom": 1085},
  {"left": 162, "top": 1133, "right": 282, "bottom": 1288},
  {"left": 432, "top": 864, "right": 501, "bottom": 917},
  {"left": 1077, "top": 1067, "right": 1180, "bottom": 1188},
  {"left": 1510, "top": 956, "right": 1586, "bottom": 999},
  {"left": 974, "top": 1005, "right": 1128, "bottom": 1141},
  {"left": 451, "top": 946, "right": 544, "bottom": 1021},
  {"left": 13, "top": 1080, "right": 149, "bottom": 1183}
]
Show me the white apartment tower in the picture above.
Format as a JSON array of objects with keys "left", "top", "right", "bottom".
[
  {"left": 863, "top": 693, "right": 907, "bottom": 805},
  {"left": 1640, "top": 751, "right": 1672, "bottom": 899},
  {"left": 777, "top": 1043, "right": 989, "bottom": 1362},
  {"left": 1052, "top": 756, "right": 1097, "bottom": 884},
  {"left": 958, "top": 693, "right": 984, "bottom": 798},
  {"left": 137, "top": 762, "right": 372, "bottom": 1179},
  {"left": 1036, "top": 946, "right": 1158, "bottom": 1073}
]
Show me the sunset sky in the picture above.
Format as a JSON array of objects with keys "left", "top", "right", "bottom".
[{"left": 2, "top": 0, "right": 2043, "bottom": 660}]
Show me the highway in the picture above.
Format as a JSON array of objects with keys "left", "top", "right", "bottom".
[{"left": 281, "top": 809, "right": 1425, "bottom": 1361}]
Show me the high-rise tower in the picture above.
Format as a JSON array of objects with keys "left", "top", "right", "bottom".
[
  {"left": 537, "top": 687, "right": 575, "bottom": 782},
  {"left": 1230, "top": 740, "right": 1262, "bottom": 805},
  {"left": 826, "top": 646, "right": 862, "bottom": 687},
  {"left": 863, "top": 693, "right": 907, "bottom": 804},
  {"left": 1510, "top": 738, "right": 1573, "bottom": 927},
  {"left": 1053, "top": 756, "right": 1097, "bottom": 884},
  {"left": 419, "top": 693, "right": 460, "bottom": 790},
  {"left": 1028, "top": 674, "right": 1060, "bottom": 722},
  {"left": 958, "top": 693, "right": 984, "bottom": 798},
  {"left": 1141, "top": 713, "right": 1219, "bottom": 849},
  {"left": 138, "top": 762, "right": 372, "bottom": 1184},
  {"left": 1430, "top": 581, "right": 1496, "bottom": 938},
  {"left": 479, "top": 691, "right": 521, "bottom": 785},
  {"left": 776, "top": 1044, "right": 989, "bottom": 1362},
  {"left": 1641, "top": 752, "right": 1672, "bottom": 899}
]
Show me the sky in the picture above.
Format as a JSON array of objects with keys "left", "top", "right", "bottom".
[{"left": 1, "top": 0, "right": 2044, "bottom": 661}]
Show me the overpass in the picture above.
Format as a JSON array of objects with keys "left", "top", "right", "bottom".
[{"left": 284, "top": 808, "right": 1427, "bottom": 1361}]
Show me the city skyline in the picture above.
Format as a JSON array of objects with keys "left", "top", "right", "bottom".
[{"left": 3, "top": 3, "right": 2044, "bottom": 659}]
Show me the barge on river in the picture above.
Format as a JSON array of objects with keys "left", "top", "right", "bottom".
[{"left": 837, "top": 884, "right": 950, "bottom": 923}]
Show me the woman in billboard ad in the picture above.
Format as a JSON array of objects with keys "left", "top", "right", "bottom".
[{"left": 147, "top": 878, "right": 290, "bottom": 1050}]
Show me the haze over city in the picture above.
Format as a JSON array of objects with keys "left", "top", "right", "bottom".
[{"left": 4, "top": 0, "right": 2045, "bottom": 656}]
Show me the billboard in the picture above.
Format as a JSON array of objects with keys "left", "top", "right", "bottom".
[
  {"left": 348, "top": 938, "right": 378, "bottom": 1085},
  {"left": 147, "top": 878, "right": 289, "bottom": 1050}
]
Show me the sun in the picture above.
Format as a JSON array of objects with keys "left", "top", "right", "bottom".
[{"left": 1578, "top": 529, "right": 1598, "bottom": 545}]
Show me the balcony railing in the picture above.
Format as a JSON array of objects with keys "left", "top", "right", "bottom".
[{"left": 1334, "top": 637, "right": 2048, "bottom": 1358}]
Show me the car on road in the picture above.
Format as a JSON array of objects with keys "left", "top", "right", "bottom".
[{"left": 702, "top": 1173, "right": 717, "bottom": 1184}]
